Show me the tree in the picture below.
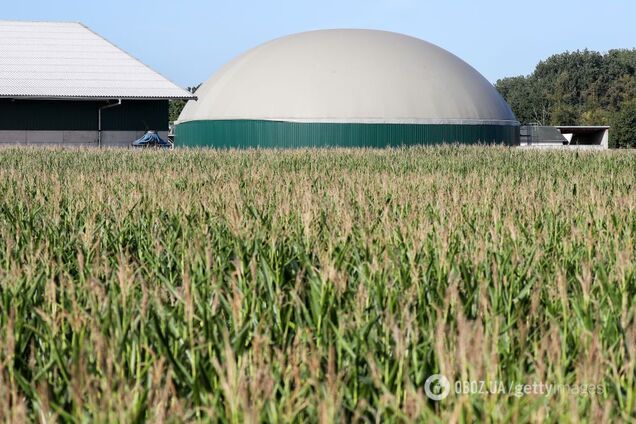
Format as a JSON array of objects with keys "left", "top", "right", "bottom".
[
  {"left": 606, "top": 74, "right": 636, "bottom": 111},
  {"left": 169, "top": 84, "right": 202, "bottom": 124},
  {"left": 610, "top": 100, "right": 636, "bottom": 148},
  {"left": 495, "top": 49, "right": 636, "bottom": 148}
]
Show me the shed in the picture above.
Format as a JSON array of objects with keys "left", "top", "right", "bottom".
[{"left": 0, "top": 20, "right": 195, "bottom": 147}]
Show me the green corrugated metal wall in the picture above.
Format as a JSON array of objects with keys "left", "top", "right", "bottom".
[{"left": 175, "top": 120, "right": 520, "bottom": 148}]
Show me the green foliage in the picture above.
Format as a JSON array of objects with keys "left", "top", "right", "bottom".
[
  {"left": 496, "top": 49, "right": 636, "bottom": 148},
  {"left": 610, "top": 100, "right": 636, "bottom": 148},
  {"left": 0, "top": 147, "right": 635, "bottom": 422},
  {"left": 169, "top": 99, "right": 187, "bottom": 123},
  {"left": 169, "top": 84, "right": 202, "bottom": 124}
]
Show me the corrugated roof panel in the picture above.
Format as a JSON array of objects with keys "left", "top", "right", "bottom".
[{"left": 0, "top": 21, "right": 195, "bottom": 100}]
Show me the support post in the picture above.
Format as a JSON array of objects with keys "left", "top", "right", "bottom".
[{"left": 98, "top": 99, "right": 122, "bottom": 148}]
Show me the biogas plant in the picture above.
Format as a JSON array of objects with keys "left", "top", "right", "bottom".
[
  {"left": 0, "top": 22, "right": 609, "bottom": 148},
  {"left": 176, "top": 29, "right": 521, "bottom": 148}
]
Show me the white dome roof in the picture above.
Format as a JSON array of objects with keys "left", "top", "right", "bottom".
[{"left": 179, "top": 29, "right": 518, "bottom": 125}]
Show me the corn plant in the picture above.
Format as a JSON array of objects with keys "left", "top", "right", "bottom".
[{"left": 0, "top": 146, "right": 634, "bottom": 423}]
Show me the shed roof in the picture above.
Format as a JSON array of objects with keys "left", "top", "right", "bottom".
[{"left": 0, "top": 20, "right": 195, "bottom": 100}]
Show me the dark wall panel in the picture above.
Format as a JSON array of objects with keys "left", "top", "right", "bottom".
[
  {"left": 102, "top": 100, "right": 169, "bottom": 131},
  {"left": 0, "top": 99, "right": 168, "bottom": 131},
  {"left": 0, "top": 99, "right": 97, "bottom": 130}
]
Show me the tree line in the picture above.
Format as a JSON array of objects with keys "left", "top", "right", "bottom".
[{"left": 496, "top": 49, "right": 636, "bottom": 148}]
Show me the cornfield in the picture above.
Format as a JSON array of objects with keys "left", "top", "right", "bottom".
[{"left": 0, "top": 146, "right": 634, "bottom": 423}]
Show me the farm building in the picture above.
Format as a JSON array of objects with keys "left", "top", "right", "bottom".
[
  {"left": 176, "top": 29, "right": 520, "bottom": 148},
  {"left": 0, "top": 20, "right": 194, "bottom": 147},
  {"left": 520, "top": 125, "right": 610, "bottom": 149}
]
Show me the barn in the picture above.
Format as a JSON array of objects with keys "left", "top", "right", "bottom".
[{"left": 0, "top": 20, "right": 194, "bottom": 147}]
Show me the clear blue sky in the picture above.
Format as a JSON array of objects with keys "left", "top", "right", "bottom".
[{"left": 4, "top": 0, "right": 635, "bottom": 87}]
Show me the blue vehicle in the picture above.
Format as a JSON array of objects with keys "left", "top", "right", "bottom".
[{"left": 131, "top": 131, "right": 173, "bottom": 149}]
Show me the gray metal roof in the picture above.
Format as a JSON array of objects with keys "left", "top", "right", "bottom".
[
  {"left": 556, "top": 126, "right": 610, "bottom": 131},
  {"left": 0, "top": 20, "right": 195, "bottom": 100},
  {"left": 179, "top": 29, "right": 518, "bottom": 125}
]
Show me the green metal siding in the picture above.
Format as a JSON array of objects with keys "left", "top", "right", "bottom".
[
  {"left": 175, "top": 120, "right": 520, "bottom": 148},
  {"left": 0, "top": 99, "right": 169, "bottom": 131}
]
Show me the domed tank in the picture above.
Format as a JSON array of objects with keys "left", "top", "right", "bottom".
[{"left": 176, "top": 29, "right": 519, "bottom": 147}]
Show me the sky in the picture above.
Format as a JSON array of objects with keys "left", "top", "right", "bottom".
[{"left": 3, "top": 0, "right": 635, "bottom": 88}]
